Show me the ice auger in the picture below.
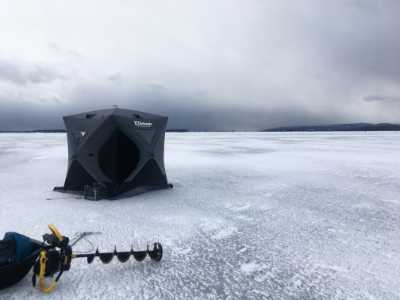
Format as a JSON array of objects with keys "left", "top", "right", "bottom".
[{"left": 0, "top": 225, "right": 163, "bottom": 293}]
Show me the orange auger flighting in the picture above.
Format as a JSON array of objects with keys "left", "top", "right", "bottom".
[{"left": 0, "top": 225, "right": 163, "bottom": 293}]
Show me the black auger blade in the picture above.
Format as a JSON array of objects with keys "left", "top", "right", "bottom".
[
  {"left": 73, "top": 242, "right": 163, "bottom": 264},
  {"left": 116, "top": 250, "right": 130, "bottom": 263},
  {"left": 132, "top": 250, "right": 147, "bottom": 261},
  {"left": 148, "top": 242, "right": 163, "bottom": 262},
  {"left": 99, "top": 252, "right": 114, "bottom": 264},
  {"left": 87, "top": 254, "right": 95, "bottom": 264}
]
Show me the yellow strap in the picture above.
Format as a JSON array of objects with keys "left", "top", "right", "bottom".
[
  {"left": 48, "top": 224, "right": 64, "bottom": 242},
  {"left": 38, "top": 250, "right": 57, "bottom": 293}
]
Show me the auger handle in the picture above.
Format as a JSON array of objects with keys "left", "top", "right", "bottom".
[
  {"left": 48, "top": 224, "right": 64, "bottom": 242},
  {"left": 38, "top": 250, "right": 58, "bottom": 293}
]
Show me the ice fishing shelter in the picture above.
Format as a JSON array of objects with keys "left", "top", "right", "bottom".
[{"left": 54, "top": 108, "right": 172, "bottom": 200}]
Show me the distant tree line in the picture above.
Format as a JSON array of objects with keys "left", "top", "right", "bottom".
[{"left": 263, "top": 123, "right": 400, "bottom": 132}]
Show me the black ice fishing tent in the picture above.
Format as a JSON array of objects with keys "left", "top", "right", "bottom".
[{"left": 54, "top": 108, "right": 172, "bottom": 200}]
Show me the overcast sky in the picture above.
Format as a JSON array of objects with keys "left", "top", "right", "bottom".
[{"left": 0, "top": 0, "right": 399, "bottom": 130}]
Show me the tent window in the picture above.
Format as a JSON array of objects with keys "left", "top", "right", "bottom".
[{"left": 98, "top": 129, "right": 140, "bottom": 184}]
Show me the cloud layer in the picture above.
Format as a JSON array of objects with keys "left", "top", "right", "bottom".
[
  {"left": 0, "top": 60, "right": 64, "bottom": 85},
  {"left": 0, "top": 0, "right": 399, "bottom": 130}
]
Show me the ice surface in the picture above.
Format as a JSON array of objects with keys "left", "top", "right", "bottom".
[{"left": 1, "top": 132, "right": 400, "bottom": 299}]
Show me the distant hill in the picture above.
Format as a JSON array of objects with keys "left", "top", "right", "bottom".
[
  {"left": 166, "top": 129, "right": 189, "bottom": 132},
  {"left": 263, "top": 123, "right": 400, "bottom": 132}
]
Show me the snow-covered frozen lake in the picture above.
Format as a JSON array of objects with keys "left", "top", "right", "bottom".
[{"left": 1, "top": 132, "right": 400, "bottom": 299}]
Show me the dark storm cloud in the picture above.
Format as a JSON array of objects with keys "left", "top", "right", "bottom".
[
  {"left": 0, "top": 99, "right": 63, "bottom": 131},
  {"left": 0, "top": 81, "right": 351, "bottom": 131},
  {"left": 0, "top": 60, "right": 65, "bottom": 85},
  {"left": 0, "top": 95, "right": 344, "bottom": 132}
]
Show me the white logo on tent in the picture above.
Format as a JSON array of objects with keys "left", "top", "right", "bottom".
[
  {"left": 134, "top": 120, "right": 153, "bottom": 128},
  {"left": 80, "top": 131, "right": 86, "bottom": 137}
]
